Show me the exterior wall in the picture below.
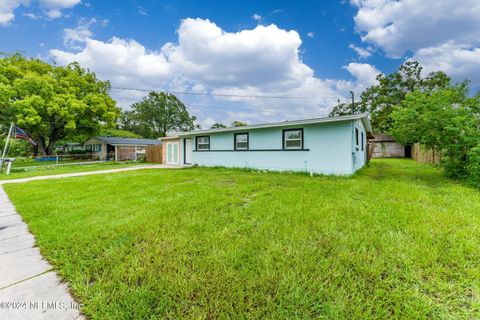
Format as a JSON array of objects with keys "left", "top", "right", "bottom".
[
  {"left": 372, "top": 142, "right": 405, "bottom": 158},
  {"left": 84, "top": 138, "right": 107, "bottom": 160},
  {"left": 117, "top": 146, "right": 136, "bottom": 160},
  {"left": 352, "top": 119, "right": 368, "bottom": 171},
  {"left": 184, "top": 121, "right": 358, "bottom": 175},
  {"left": 162, "top": 138, "right": 181, "bottom": 164}
]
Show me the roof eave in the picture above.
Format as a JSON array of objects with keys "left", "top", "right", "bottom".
[{"left": 179, "top": 113, "right": 372, "bottom": 136}]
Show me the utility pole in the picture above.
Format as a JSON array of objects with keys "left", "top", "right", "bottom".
[{"left": 350, "top": 91, "right": 355, "bottom": 114}]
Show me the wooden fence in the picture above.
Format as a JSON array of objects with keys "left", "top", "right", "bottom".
[
  {"left": 146, "top": 144, "right": 162, "bottom": 163},
  {"left": 411, "top": 143, "right": 441, "bottom": 164}
]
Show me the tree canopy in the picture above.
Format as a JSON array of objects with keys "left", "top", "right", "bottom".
[
  {"left": 231, "top": 120, "right": 247, "bottom": 127},
  {"left": 389, "top": 84, "right": 480, "bottom": 178},
  {"left": 119, "top": 92, "right": 197, "bottom": 139},
  {"left": 0, "top": 53, "right": 119, "bottom": 155},
  {"left": 330, "top": 61, "right": 452, "bottom": 132},
  {"left": 210, "top": 123, "right": 227, "bottom": 129}
]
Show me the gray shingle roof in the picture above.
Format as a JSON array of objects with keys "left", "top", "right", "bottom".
[{"left": 94, "top": 136, "right": 161, "bottom": 145}]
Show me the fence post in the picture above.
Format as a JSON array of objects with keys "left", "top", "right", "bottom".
[
  {"left": 56, "top": 155, "right": 59, "bottom": 165},
  {"left": 6, "top": 162, "right": 12, "bottom": 175}
]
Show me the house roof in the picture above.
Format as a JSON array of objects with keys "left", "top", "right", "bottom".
[
  {"left": 91, "top": 136, "right": 161, "bottom": 146},
  {"left": 178, "top": 113, "right": 372, "bottom": 137}
]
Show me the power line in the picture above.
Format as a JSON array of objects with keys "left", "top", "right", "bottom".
[
  {"left": 115, "top": 96, "right": 337, "bottom": 117},
  {"left": 111, "top": 86, "right": 343, "bottom": 100}
]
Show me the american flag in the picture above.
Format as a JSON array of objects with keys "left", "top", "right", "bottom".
[{"left": 14, "top": 126, "right": 37, "bottom": 146}]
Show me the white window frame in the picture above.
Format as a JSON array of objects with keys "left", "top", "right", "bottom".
[
  {"left": 283, "top": 129, "right": 303, "bottom": 150},
  {"left": 196, "top": 136, "right": 210, "bottom": 150},
  {"left": 234, "top": 133, "right": 249, "bottom": 150}
]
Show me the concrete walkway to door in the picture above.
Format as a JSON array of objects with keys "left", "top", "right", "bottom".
[{"left": 0, "top": 163, "right": 186, "bottom": 319}]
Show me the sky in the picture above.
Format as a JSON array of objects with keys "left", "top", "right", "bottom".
[{"left": 1, "top": 0, "right": 479, "bottom": 129}]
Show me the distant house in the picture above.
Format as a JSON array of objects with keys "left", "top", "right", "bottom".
[
  {"left": 371, "top": 133, "right": 410, "bottom": 158},
  {"left": 160, "top": 114, "right": 373, "bottom": 175},
  {"left": 55, "top": 142, "right": 85, "bottom": 153},
  {"left": 84, "top": 136, "right": 161, "bottom": 161}
]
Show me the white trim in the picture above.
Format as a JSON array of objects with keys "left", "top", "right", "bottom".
[{"left": 179, "top": 113, "right": 372, "bottom": 136}]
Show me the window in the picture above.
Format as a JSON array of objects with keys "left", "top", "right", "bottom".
[
  {"left": 196, "top": 136, "right": 210, "bottom": 150},
  {"left": 355, "top": 128, "right": 359, "bottom": 150},
  {"left": 87, "top": 144, "right": 101, "bottom": 152},
  {"left": 234, "top": 133, "right": 249, "bottom": 150},
  {"left": 283, "top": 129, "right": 303, "bottom": 150},
  {"left": 361, "top": 132, "right": 364, "bottom": 151}
]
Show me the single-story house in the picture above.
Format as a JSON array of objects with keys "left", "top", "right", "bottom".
[
  {"left": 84, "top": 136, "right": 161, "bottom": 161},
  {"left": 371, "top": 133, "right": 410, "bottom": 158},
  {"left": 161, "top": 113, "right": 373, "bottom": 175}
]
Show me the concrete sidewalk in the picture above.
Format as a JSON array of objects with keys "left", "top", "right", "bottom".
[
  {"left": 0, "top": 163, "right": 185, "bottom": 319},
  {"left": 0, "top": 163, "right": 185, "bottom": 185},
  {"left": 0, "top": 187, "right": 84, "bottom": 319}
]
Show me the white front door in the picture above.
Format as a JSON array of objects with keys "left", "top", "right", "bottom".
[
  {"left": 184, "top": 139, "right": 192, "bottom": 164},
  {"left": 166, "top": 142, "right": 179, "bottom": 164}
]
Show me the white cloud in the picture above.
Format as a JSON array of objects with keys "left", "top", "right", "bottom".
[
  {"left": 39, "top": 0, "right": 81, "bottom": 18},
  {"left": 23, "top": 12, "right": 38, "bottom": 19},
  {"left": 50, "top": 18, "right": 376, "bottom": 124},
  {"left": 252, "top": 14, "right": 262, "bottom": 22},
  {"left": 63, "top": 17, "right": 95, "bottom": 49},
  {"left": 348, "top": 43, "right": 373, "bottom": 58},
  {"left": 351, "top": 0, "right": 480, "bottom": 58},
  {"left": 0, "top": 0, "right": 81, "bottom": 24},
  {"left": 138, "top": 6, "right": 147, "bottom": 16},
  {"left": 307, "top": 32, "right": 314, "bottom": 38},
  {"left": 0, "top": 0, "right": 29, "bottom": 25},
  {"left": 351, "top": 0, "right": 480, "bottom": 86},
  {"left": 414, "top": 42, "right": 480, "bottom": 85},
  {"left": 343, "top": 62, "right": 380, "bottom": 89}
]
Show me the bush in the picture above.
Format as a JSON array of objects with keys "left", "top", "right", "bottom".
[{"left": 467, "top": 147, "right": 480, "bottom": 187}]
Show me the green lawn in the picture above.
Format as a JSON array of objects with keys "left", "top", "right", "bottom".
[
  {"left": 4, "top": 159, "right": 480, "bottom": 319},
  {"left": 0, "top": 161, "right": 144, "bottom": 180}
]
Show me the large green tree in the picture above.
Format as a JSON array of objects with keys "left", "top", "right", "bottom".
[
  {"left": 0, "top": 53, "right": 119, "bottom": 155},
  {"left": 125, "top": 92, "right": 197, "bottom": 138},
  {"left": 390, "top": 84, "right": 480, "bottom": 178},
  {"left": 330, "top": 61, "right": 452, "bottom": 132}
]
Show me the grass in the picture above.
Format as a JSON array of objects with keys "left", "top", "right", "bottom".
[
  {"left": 4, "top": 159, "right": 480, "bottom": 319},
  {"left": 0, "top": 161, "right": 144, "bottom": 180}
]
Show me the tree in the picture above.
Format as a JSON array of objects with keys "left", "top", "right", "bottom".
[
  {"left": 117, "top": 110, "right": 138, "bottom": 133},
  {"left": 329, "top": 101, "right": 360, "bottom": 117},
  {"left": 129, "top": 92, "right": 196, "bottom": 138},
  {"left": 390, "top": 84, "right": 480, "bottom": 178},
  {"left": 210, "top": 123, "right": 227, "bottom": 129},
  {"left": 99, "top": 128, "right": 140, "bottom": 138},
  {"left": 0, "top": 53, "right": 119, "bottom": 155},
  {"left": 231, "top": 120, "right": 247, "bottom": 127},
  {"left": 330, "top": 61, "right": 451, "bottom": 132}
]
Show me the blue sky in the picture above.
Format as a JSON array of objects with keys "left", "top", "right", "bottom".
[{"left": 1, "top": 0, "right": 479, "bottom": 128}]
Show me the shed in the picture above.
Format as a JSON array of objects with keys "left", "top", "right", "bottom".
[
  {"left": 84, "top": 136, "right": 161, "bottom": 161},
  {"left": 371, "top": 133, "right": 409, "bottom": 158}
]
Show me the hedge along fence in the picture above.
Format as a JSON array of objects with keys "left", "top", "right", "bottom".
[
  {"left": 467, "top": 147, "right": 480, "bottom": 187},
  {"left": 412, "top": 143, "right": 441, "bottom": 164},
  {"left": 146, "top": 144, "right": 162, "bottom": 163}
]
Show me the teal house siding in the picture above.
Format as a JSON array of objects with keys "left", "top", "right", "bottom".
[{"left": 177, "top": 114, "right": 372, "bottom": 175}]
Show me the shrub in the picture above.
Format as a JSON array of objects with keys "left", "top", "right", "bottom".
[{"left": 467, "top": 147, "right": 480, "bottom": 187}]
